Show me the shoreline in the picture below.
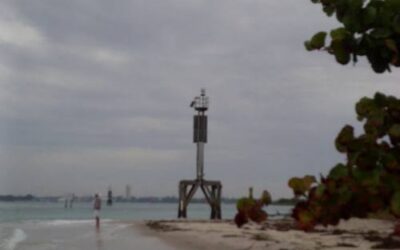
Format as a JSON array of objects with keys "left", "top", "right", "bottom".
[{"left": 140, "top": 218, "right": 400, "bottom": 250}]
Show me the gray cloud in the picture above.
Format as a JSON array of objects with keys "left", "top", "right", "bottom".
[{"left": 1, "top": 0, "right": 400, "bottom": 198}]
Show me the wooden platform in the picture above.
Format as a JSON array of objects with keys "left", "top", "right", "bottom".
[{"left": 178, "top": 179, "right": 222, "bottom": 219}]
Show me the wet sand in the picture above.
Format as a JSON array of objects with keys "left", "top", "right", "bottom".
[{"left": 9, "top": 220, "right": 177, "bottom": 250}]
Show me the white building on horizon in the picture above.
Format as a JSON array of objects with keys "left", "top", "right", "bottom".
[{"left": 125, "top": 185, "right": 131, "bottom": 199}]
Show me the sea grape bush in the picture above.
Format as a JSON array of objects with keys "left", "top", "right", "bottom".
[
  {"left": 234, "top": 188, "right": 271, "bottom": 228},
  {"left": 289, "top": 93, "right": 400, "bottom": 231},
  {"left": 305, "top": 0, "right": 400, "bottom": 73}
]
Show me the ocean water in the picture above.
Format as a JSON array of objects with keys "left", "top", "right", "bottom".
[{"left": 0, "top": 202, "right": 292, "bottom": 250}]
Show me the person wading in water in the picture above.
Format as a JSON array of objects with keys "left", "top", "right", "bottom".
[{"left": 93, "top": 194, "right": 102, "bottom": 229}]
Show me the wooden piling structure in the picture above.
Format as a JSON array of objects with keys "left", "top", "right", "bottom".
[{"left": 178, "top": 179, "right": 222, "bottom": 219}]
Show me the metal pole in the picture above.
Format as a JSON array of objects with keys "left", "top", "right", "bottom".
[
  {"left": 196, "top": 111, "right": 205, "bottom": 180},
  {"left": 197, "top": 142, "right": 204, "bottom": 180}
]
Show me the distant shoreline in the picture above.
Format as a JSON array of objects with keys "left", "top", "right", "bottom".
[{"left": 0, "top": 195, "right": 296, "bottom": 205}]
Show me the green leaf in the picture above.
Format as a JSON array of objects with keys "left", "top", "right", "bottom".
[
  {"left": 293, "top": 202, "right": 316, "bottom": 231},
  {"left": 389, "top": 124, "right": 400, "bottom": 141},
  {"left": 391, "top": 191, "right": 400, "bottom": 217},
  {"left": 330, "top": 27, "right": 348, "bottom": 40},
  {"left": 348, "top": 0, "right": 363, "bottom": 10},
  {"left": 370, "top": 28, "right": 393, "bottom": 39},
  {"left": 342, "top": 11, "right": 362, "bottom": 33},
  {"left": 354, "top": 150, "right": 380, "bottom": 171},
  {"left": 393, "top": 14, "right": 400, "bottom": 33},
  {"left": 331, "top": 39, "right": 351, "bottom": 64},
  {"left": 314, "top": 184, "right": 326, "bottom": 199},
  {"left": 323, "top": 5, "right": 335, "bottom": 16},
  {"left": 382, "top": 153, "right": 400, "bottom": 172},
  {"left": 381, "top": 172, "right": 400, "bottom": 192},
  {"left": 374, "top": 92, "right": 388, "bottom": 107},
  {"left": 310, "top": 32, "right": 327, "bottom": 49},
  {"left": 355, "top": 97, "right": 375, "bottom": 117},
  {"left": 363, "top": 110, "right": 385, "bottom": 136},
  {"left": 236, "top": 198, "right": 255, "bottom": 212},
  {"left": 234, "top": 210, "right": 248, "bottom": 228},
  {"left": 328, "top": 163, "right": 348, "bottom": 180},
  {"left": 288, "top": 176, "right": 316, "bottom": 196},
  {"left": 385, "top": 39, "right": 398, "bottom": 53},
  {"left": 335, "top": 125, "right": 354, "bottom": 152},
  {"left": 248, "top": 206, "right": 268, "bottom": 223},
  {"left": 305, "top": 41, "right": 313, "bottom": 51},
  {"left": 297, "top": 209, "right": 315, "bottom": 231},
  {"left": 352, "top": 167, "right": 381, "bottom": 187},
  {"left": 362, "top": 6, "right": 377, "bottom": 26},
  {"left": 386, "top": 0, "right": 400, "bottom": 10}
]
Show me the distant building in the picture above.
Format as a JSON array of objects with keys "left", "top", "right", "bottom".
[{"left": 125, "top": 185, "right": 131, "bottom": 199}]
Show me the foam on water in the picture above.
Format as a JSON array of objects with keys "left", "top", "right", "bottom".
[
  {"left": 1, "top": 229, "right": 26, "bottom": 250},
  {"left": 41, "top": 219, "right": 92, "bottom": 226},
  {"left": 41, "top": 219, "right": 114, "bottom": 226}
]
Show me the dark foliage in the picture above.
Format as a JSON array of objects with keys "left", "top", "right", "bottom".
[
  {"left": 289, "top": 93, "right": 400, "bottom": 233},
  {"left": 234, "top": 188, "right": 271, "bottom": 228},
  {"left": 306, "top": 0, "right": 400, "bottom": 73}
]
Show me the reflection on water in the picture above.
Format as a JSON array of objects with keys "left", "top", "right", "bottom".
[
  {"left": 3, "top": 220, "right": 178, "bottom": 250},
  {"left": 95, "top": 228, "right": 104, "bottom": 250}
]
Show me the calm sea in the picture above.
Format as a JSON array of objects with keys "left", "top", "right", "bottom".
[{"left": 0, "top": 202, "right": 292, "bottom": 250}]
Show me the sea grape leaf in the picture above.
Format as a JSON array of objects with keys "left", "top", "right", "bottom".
[
  {"left": 288, "top": 176, "right": 316, "bottom": 196},
  {"left": 330, "top": 27, "right": 348, "bottom": 40},
  {"left": 352, "top": 167, "right": 381, "bottom": 189},
  {"left": 391, "top": 191, "right": 400, "bottom": 217},
  {"left": 308, "top": 31, "right": 327, "bottom": 50},
  {"left": 335, "top": 125, "right": 354, "bottom": 152},
  {"left": 366, "top": 110, "right": 385, "bottom": 128},
  {"left": 288, "top": 178, "right": 304, "bottom": 196},
  {"left": 389, "top": 124, "right": 400, "bottom": 138},
  {"left": 296, "top": 209, "right": 316, "bottom": 231},
  {"left": 328, "top": 163, "right": 348, "bottom": 180},
  {"left": 355, "top": 150, "right": 380, "bottom": 171},
  {"left": 368, "top": 195, "right": 385, "bottom": 212},
  {"left": 236, "top": 197, "right": 255, "bottom": 212},
  {"left": 331, "top": 39, "right": 351, "bottom": 64},
  {"left": 314, "top": 184, "right": 326, "bottom": 199},
  {"left": 356, "top": 97, "right": 376, "bottom": 118},
  {"left": 323, "top": 5, "right": 335, "bottom": 16},
  {"left": 234, "top": 210, "right": 248, "bottom": 228},
  {"left": 370, "top": 28, "right": 393, "bottom": 39},
  {"left": 382, "top": 153, "right": 400, "bottom": 172},
  {"left": 362, "top": 6, "right": 377, "bottom": 26},
  {"left": 393, "top": 14, "right": 400, "bottom": 33},
  {"left": 248, "top": 205, "right": 268, "bottom": 223}
]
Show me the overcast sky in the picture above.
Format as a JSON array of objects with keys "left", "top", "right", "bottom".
[{"left": 1, "top": 0, "right": 399, "bottom": 199}]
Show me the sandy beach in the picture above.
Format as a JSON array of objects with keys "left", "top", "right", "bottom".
[
  {"left": 3, "top": 207, "right": 400, "bottom": 250},
  {"left": 142, "top": 218, "right": 400, "bottom": 250}
]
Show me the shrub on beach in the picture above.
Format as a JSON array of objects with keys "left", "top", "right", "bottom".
[
  {"left": 234, "top": 188, "right": 271, "bottom": 228},
  {"left": 289, "top": 0, "right": 400, "bottom": 234},
  {"left": 289, "top": 93, "right": 400, "bottom": 232}
]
